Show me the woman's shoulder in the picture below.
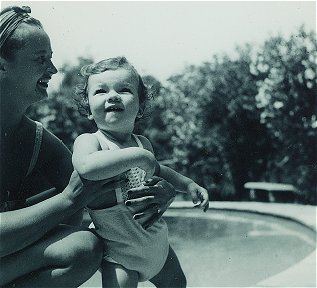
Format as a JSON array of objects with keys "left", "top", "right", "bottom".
[
  {"left": 41, "top": 126, "right": 69, "bottom": 151},
  {"left": 24, "top": 119, "right": 72, "bottom": 162},
  {"left": 22, "top": 117, "right": 70, "bottom": 156},
  {"left": 22, "top": 116, "right": 37, "bottom": 134}
]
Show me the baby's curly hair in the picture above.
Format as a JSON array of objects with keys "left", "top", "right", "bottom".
[{"left": 74, "top": 56, "right": 154, "bottom": 122}]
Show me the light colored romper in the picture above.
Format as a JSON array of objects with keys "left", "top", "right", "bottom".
[{"left": 88, "top": 130, "right": 169, "bottom": 281}]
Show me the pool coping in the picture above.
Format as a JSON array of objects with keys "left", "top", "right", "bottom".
[{"left": 170, "top": 201, "right": 316, "bottom": 287}]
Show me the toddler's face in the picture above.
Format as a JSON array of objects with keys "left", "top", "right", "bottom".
[{"left": 87, "top": 68, "right": 140, "bottom": 134}]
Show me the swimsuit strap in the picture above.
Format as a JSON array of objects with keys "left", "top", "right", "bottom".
[
  {"left": 26, "top": 121, "right": 43, "bottom": 177},
  {"left": 94, "top": 130, "right": 120, "bottom": 150},
  {"left": 0, "top": 121, "right": 43, "bottom": 212},
  {"left": 132, "top": 134, "right": 144, "bottom": 148},
  {"left": 94, "top": 131, "right": 145, "bottom": 203},
  {"left": 95, "top": 130, "right": 144, "bottom": 149}
]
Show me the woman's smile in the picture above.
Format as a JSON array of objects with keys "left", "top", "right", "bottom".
[{"left": 37, "top": 77, "right": 51, "bottom": 90}]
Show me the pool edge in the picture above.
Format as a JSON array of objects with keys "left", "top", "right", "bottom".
[{"left": 171, "top": 201, "right": 317, "bottom": 287}]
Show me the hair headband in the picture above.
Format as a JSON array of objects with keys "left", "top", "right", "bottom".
[{"left": 0, "top": 6, "right": 31, "bottom": 48}]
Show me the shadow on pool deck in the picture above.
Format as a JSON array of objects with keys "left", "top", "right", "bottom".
[{"left": 81, "top": 201, "right": 316, "bottom": 288}]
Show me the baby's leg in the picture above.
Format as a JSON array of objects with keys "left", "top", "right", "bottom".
[
  {"left": 149, "top": 245, "right": 186, "bottom": 288},
  {"left": 101, "top": 260, "right": 138, "bottom": 288}
]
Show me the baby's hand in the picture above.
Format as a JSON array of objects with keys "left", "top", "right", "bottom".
[{"left": 187, "top": 182, "right": 209, "bottom": 212}]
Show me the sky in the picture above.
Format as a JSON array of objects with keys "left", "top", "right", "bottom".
[{"left": 1, "top": 1, "right": 316, "bottom": 90}]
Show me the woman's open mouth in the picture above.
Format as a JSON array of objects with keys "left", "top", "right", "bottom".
[{"left": 37, "top": 79, "right": 49, "bottom": 89}]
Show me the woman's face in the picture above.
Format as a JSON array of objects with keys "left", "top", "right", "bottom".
[
  {"left": 87, "top": 68, "right": 140, "bottom": 135},
  {"left": 4, "top": 23, "right": 57, "bottom": 105}
]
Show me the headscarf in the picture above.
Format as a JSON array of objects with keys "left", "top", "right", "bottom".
[{"left": 0, "top": 6, "right": 31, "bottom": 48}]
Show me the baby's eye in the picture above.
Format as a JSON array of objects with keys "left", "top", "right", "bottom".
[
  {"left": 121, "top": 88, "right": 132, "bottom": 93},
  {"left": 94, "top": 89, "right": 107, "bottom": 95}
]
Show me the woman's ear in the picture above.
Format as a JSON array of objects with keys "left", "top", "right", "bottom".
[
  {"left": 0, "top": 58, "right": 8, "bottom": 82},
  {"left": 87, "top": 114, "right": 94, "bottom": 120},
  {"left": 0, "top": 57, "right": 7, "bottom": 72}
]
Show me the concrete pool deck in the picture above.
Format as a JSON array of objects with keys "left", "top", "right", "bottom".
[{"left": 81, "top": 201, "right": 316, "bottom": 287}]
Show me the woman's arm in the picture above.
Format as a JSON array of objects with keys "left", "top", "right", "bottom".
[
  {"left": 0, "top": 171, "right": 77, "bottom": 257},
  {"left": 72, "top": 133, "right": 157, "bottom": 181},
  {"left": 0, "top": 170, "right": 121, "bottom": 257},
  {"left": 33, "top": 128, "right": 83, "bottom": 225}
]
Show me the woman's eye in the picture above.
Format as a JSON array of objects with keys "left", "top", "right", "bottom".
[{"left": 37, "top": 56, "right": 46, "bottom": 64}]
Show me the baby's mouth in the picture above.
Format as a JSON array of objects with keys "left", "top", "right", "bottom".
[{"left": 105, "top": 106, "right": 124, "bottom": 112}]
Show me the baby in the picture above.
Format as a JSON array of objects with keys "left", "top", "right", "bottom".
[{"left": 72, "top": 56, "right": 209, "bottom": 287}]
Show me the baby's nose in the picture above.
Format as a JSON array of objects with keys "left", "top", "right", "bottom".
[{"left": 108, "top": 92, "right": 121, "bottom": 102}]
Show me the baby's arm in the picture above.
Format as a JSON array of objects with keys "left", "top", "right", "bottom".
[
  {"left": 137, "top": 135, "right": 209, "bottom": 211},
  {"left": 159, "top": 165, "right": 209, "bottom": 212},
  {"left": 72, "top": 133, "right": 157, "bottom": 181}
]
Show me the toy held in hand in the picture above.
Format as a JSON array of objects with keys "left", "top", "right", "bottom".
[{"left": 120, "top": 167, "right": 146, "bottom": 202}]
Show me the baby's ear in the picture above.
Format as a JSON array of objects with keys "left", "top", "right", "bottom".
[
  {"left": 137, "top": 105, "right": 145, "bottom": 119},
  {"left": 87, "top": 114, "right": 94, "bottom": 120}
]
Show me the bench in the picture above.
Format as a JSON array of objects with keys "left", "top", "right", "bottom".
[{"left": 244, "top": 182, "right": 302, "bottom": 203}]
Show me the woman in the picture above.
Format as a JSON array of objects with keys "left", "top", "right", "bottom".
[{"left": 0, "top": 6, "right": 175, "bottom": 287}]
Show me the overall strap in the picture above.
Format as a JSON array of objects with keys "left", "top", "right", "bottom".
[
  {"left": 94, "top": 131, "right": 145, "bottom": 203},
  {"left": 26, "top": 121, "right": 43, "bottom": 177},
  {"left": 132, "top": 134, "right": 144, "bottom": 148},
  {"left": 94, "top": 131, "right": 123, "bottom": 202},
  {"left": 95, "top": 131, "right": 144, "bottom": 149},
  {"left": 94, "top": 130, "right": 119, "bottom": 150}
]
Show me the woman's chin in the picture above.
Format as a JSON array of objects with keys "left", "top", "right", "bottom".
[{"left": 35, "top": 86, "right": 49, "bottom": 99}]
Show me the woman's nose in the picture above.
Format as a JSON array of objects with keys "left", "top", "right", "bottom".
[{"left": 47, "top": 60, "right": 58, "bottom": 75}]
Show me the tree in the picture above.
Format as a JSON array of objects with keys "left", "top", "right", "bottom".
[
  {"left": 158, "top": 47, "right": 274, "bottom": 200},
  {"left": 252, "top": 26, "right": 317, "bottom": 202},
  {"left": 134, "top": 75, "right": 174, "bottom": 162}
]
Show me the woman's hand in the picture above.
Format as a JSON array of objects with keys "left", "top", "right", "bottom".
[
  {"left": 125, "top": 176, "right": 176, "bottom": 229},
  {"left": 63, "top": 170, "right": 124, "bottom": 208}
]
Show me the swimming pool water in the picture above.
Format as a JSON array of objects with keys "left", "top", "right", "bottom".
[
  {"left": 82, "top": 208, "right": 316, "bottom": 287},
  {"left": 158, "top": 209, "right": 316, "bottom": 287}
]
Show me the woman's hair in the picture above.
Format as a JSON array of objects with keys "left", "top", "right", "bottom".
[
  {"left": 75, "top": 56, "right": 154, "bottom": 122},
  {"left": 0, "top": 6, "right": 43, "bottom": 60}
]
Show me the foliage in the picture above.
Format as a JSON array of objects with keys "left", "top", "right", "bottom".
[
  {"left": 156, "top": 49, "right": 274, "bottom": 200},
  {"left": 141, "top": 27, "right": 316, "bottom": 202},
  {"left": 26, "top": 27, "right": 317, "bottom": 203},
  {"left": 251, "top": 26, "right": 317, "bottom": 203}
]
